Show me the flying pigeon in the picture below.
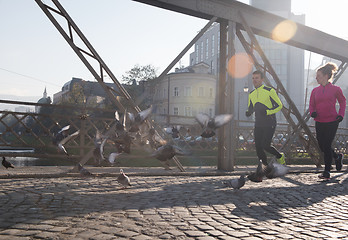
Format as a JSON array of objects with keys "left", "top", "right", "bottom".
[
  {"left": 108, "top": 152, "right": 122, "bottom": 165},
  {"left": 265, "top": 160, "right": 289, "bottom": 179},
  {"left": 77, "top": 163, "right": 93, "bottom": 177},
  {"left": 224, "top": 174, "right": 246, "bottom": 189},
  {"left": 142, "top": 128, "right": 166, "bottom": 149},
  {"left": 117, "top": 169, "right": 131, "bottom": 188},
  {"left": 151, "top": 144, "right": 190, "bottom": 162},
  {"left": 195, "top": 113, "right": 233, "bottom": 138},
  {"left": 53, "top": 125, "right": 80, "bottom": 155},
  {"left": 127, "top": 105, "right": 153, "bottom": 132},
  {"left": 110, "top": 111, "right": 133, "bottom": 154},
  {"left": 247, "top": 160, "right": 266, "bottom": 182},
  {"left": 2, "top": 157, "right": 14, "bottom": 169},
  {"left": 93, "top": 131, "right": 108, "bottom": 166}
]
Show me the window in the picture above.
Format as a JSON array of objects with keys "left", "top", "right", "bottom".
[
  {"left": 184, "top": 86, "right": 192, "bottom": 97},
  {"left": 198, "top": 87, "right": 204, "bottom": 97},
  {"left": 185, "top": 107, "right": 191, "bottom": 116},
  {"left": 212, "top": 35, "right": 215, "bottom": 56},
  {"left": 209, "top": 108, "right": 213, "bottom": 116},
  {"left": 200, "top": 42, "right": 204, "bottom": 61},
  {"left": 163, "top": 88, "right": 166, "bottom": 98},
  {"left": 173, "top": 87, "right": 179, "bottom": 97},
  {"left": 174, "top": 107, "right": 179, "bottom": 115},
  {"left": 206, "top": 38, "right": 209, "bottom": 59},
  {"left": 217, "top": 33, "right": 220, "bottom": 54},
  {"left": 195, "top": 44, "right": 199, "bottom": 63},
  {"left": 209, "top": 88, "right": 213, "bottom": 97}
]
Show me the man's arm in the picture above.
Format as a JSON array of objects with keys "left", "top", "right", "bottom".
[
  {"left": 245, "top": 95, "right": 254, "bottom": 117},
  {"left": 267, "top": 88, "right": 282, "bottom": 115}
]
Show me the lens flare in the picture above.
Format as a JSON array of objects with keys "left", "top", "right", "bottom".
[
  {"left": 227, "top": 53, "right": 254, "bottom": 79},
  {"left": 271, "top": 20, "right": 297, "bottom": 43}
]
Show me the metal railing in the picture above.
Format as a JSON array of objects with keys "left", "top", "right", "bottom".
[{"left": 1, "top": 99, "right": 348, "bottom": 166}]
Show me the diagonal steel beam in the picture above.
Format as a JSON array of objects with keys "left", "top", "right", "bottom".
[{"left": 157, "top": 16, "right": 217, "bottom": 80}]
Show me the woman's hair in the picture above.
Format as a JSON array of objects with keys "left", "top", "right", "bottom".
[{"left": 317, "top": 62, "right": 338, "bottom": 80}]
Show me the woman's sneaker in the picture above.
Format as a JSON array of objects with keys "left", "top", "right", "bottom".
[
  {"left": 318, "top": 171, "right": 330, "bottom": 180},
  {"left": 335, "top": 153, "right": 343, "bottom": 171}
]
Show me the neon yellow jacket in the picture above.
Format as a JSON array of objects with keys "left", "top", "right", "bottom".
[{"left": 246, "top": 85, "right": 283, "bottom": 127}]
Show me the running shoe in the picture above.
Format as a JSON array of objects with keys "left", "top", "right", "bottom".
[
  {"left": 277, "top": 152, "right": 286, "bottom": 165},
  {"left": 318, "top": 171, "right": 330, "bottom": 180},
  {"left": 335, "top": 153, "right": 343, "bottom": 171}
]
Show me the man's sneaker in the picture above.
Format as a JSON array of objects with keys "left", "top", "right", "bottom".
[
  {"left": 318, "top": 171, "right": 330, "bottom": 180},
  {"left": 335, "top": 153, "right": 343, "bottom": 171},
  {"left": 277, "top": 152, "right": 286, "bottom": 165}
]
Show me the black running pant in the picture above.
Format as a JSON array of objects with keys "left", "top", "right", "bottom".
[
  {"left": 315, "top": 121, "right": 339, "bottom": 172},
  {"left": 254, "top": 126, "right": 281, "bottom": 165}
]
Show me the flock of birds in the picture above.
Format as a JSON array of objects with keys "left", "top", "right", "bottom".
[{"left": 1, "top": 106, "right": 289, "bottom": 189}]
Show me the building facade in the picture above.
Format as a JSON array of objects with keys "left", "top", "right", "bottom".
[
  {"left": 152, "top": 63, "right": 217, "bottom": 127},
  {"left": 53, "top": 77, "right": 119, "bottom": 106}
]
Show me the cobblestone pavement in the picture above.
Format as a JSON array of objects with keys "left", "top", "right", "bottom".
[{"left": 0, "top": 171, "right": 347, "bottom": 239}]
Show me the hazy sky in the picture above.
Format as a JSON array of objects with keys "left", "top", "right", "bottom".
[{"left": 1, "top": 0, "right": 348, "bottom": 99}]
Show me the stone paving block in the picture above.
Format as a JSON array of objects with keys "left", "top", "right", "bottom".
[
  {"left": 217, "top": 236, "right": 241, "bottom": 240},
  {"left": 197, "top": 236, "right": 217, "bottom": 240},
  {"left": 0, "top": 236, "right": 31, "bottom": 240},
  {"left": 89, "top": 233, "right": 118, "bottom": 240},
  {"left": 319, "top": 230, "right": 348, "bottom": 238},
  {"left": 184, "top": 230, "right": 208, "bottom": 237},
  {"left": 242, "top": 237, "right": 264, "bottom": 240},
  {"left": 195, "top": 224, "right": 215, "bottom": 231},
  {"left": 225, "top": 231, "right": 250, "bottom": 238},
  {"left": 130, "top": 235, "right": 153, "bottom": 240},
  {"left": 275, "top": 233, "right": 295, "bottom": 239},
  {"left": 34, "top": 231, "right": 61, "bottom": 239},
  {"left": 206, "top": 230, "right": 226, "bottom": 237}
]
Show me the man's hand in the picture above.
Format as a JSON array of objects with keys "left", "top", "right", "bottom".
[
  {"left": 245, "top": 111, "right": 252, "bottom": 117},
  {"left": 336, "top": 115, "right": 343, "bottom": 122},
  {"left": 311, "top": 112, "right": 317, "bottom": 118}
]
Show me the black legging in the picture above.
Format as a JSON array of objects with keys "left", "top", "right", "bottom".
[
  {"left": 315, "top": 121, "right": 339, "bottom": 172},
  {"left": 254, "top": 126, "right": 282, "bottom": 165}
]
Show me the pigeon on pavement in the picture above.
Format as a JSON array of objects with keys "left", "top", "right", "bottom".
[
  {"left": 247, "top": 160, "right": 266, "bottom": 182},
  {"left": 224, "top": 174, "right": 246, "bottom": 189},
  {"left": 195, "top": 113, "right": 233, "bottom": 138},
  {"left": 2, "top": 157, "right": 14, "bottom": 169},
  {"left": 265, "top": 160, "right": 289, "bottom": 179},
  {"left": 117, "top": 169, "right": 131, "bottom": 188}
]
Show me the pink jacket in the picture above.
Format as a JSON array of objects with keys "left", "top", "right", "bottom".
[{"left": 309, "top": 83, "right": 346, "bottom": 123}]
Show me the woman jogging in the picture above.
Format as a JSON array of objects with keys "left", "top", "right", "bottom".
[{"left": 309, "top": 62, "right": 346, "bottom": 180}]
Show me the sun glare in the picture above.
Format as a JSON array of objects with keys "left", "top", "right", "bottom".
[
  {"left": 271, "top": 20, "right": 298, "bottom": 43},
  {"left": 227, "top": 53, "right": 254, "bottom": 78}
]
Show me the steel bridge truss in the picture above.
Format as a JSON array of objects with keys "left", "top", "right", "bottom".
[{"left": 33, "top": 0, "right": 348, "bottom": 170}]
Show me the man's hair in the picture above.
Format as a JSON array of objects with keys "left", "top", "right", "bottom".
[{"left": 252, "top": 70, "right": 264, "bottom": 79}]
